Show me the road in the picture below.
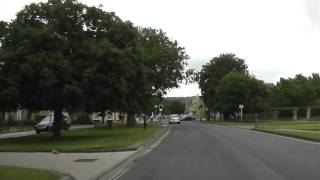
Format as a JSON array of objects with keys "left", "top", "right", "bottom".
[
  {"left": 0, "top": 124, "right": 93, "bottom": 139},
  {"left": 119, "top": 121, "right": 320, "bottom": 180}
]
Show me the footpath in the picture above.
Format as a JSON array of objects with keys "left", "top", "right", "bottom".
[{"left": 0, "top": 126, "right": 169, "bottom": 180}]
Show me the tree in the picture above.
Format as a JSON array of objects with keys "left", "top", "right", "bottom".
[
  {"left": 124, "top": 28, "right": 189, "bottom": 126},
  {"left": 80, "top": 6, "right": 138, "bottom": 128},
  {"left": 0, "top": 0, "right": 137, "bottom": 137},
  {"left": 272, "top": 74, "right": 316, "bottom": 107},
  {"left": 0, "top": 0, "right": 190, "bottom": 132},
  {"left": 215, "top": 72, "right": 269, "bottom": 117},
  {"left": 163, "top": 100, "right": 185, "bottom": 115},
  {"left": 198, "top": 53, "right": 248, "bottom": 112}
]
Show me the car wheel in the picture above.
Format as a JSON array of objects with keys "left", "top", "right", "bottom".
[{"left": 35, "top": 130, "right": 40, "bottom": 134}]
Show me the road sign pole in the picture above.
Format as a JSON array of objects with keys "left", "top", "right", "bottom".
[{"left": 239, "top": 104, "right": 244, "bottom": 123}]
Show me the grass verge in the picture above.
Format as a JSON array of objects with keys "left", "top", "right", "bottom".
[
  {"left": 0, "top": 124, "right": 164, "bottom": 152},
  {"left": 255, "top": 127, "right": 320, "bottom": 142},
  {"left": 207, "top": 119, "right": 320, "bottom": 141},
  {"left": 0, "top": 165, "right": 62, "bottom": 180}
]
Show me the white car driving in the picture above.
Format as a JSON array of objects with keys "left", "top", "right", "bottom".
[{"left": 169, "top": 114, "right": 181, "bottom": 124}]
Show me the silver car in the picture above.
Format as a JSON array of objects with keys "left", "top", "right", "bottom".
[
  {"left": 34, "top": 113, "right": 71, "bottom": 134},
  {"left": 169, "top": 114, "right": 181, "bottom": 124}
]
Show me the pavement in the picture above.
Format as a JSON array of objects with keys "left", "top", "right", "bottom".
[
  {"left": 118, "top": 121, "right": 320, "bottom": 180},
  {"left": 0, "top": 125, "right": 93, "bottom": 139},
  {"left": 0, "top": 124, "right": 169, "bottom": 180},
  {"left": 0, "top": 151, "right": 136, "bottom": 180}
]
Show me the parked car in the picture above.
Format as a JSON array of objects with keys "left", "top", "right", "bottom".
[
  {"left": 180, "top": 114, "right": 195, "bottom": 121},
  {"left": 91, "top": 111, "right": 113, "bottom": 124},
  {"left": 34, "top": 112, "right": 71, "bottom": 134},
  {"left": 169, "top": 114, "right": 181, "bottom": 124}
]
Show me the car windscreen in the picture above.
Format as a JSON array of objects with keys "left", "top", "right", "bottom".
[{"left": 40, "top": 116, "right": 53, "bottom": 123}]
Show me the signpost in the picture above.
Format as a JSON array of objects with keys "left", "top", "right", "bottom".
[{"left": 239, "top": 104, "right": 244, "bottom": 123}]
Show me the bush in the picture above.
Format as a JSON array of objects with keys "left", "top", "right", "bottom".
[
  {"left": 278, "top": 109, "right": 293, "bottom": 118},
  {"left": 298, "top": 107, "right": 307, "bottom": 118},
  {"left": 7, "top": 113, "right": 18, "bottom": 126},
  {"left": 311, "top": 107, "right": 320, "bottom": 116},
  {"left": 71, "top": 112, "right": 92, "bottom": 124}
]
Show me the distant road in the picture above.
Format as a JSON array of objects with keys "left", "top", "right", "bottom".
[
  {"left": 119, "top": 121, "right": 320, "bottom": 180},
  {"left": 0, "top": 125, "right": 93, "bottom": 139}
]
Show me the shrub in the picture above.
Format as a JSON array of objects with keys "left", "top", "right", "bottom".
[
  {"left": 278, "top": 109, "right": 293, "bottom": 118},
  {"left": 71, "top": 112, "right": 92, "bottom": 124},
  {"left": 298, "top": 107, "right": 307, "bottom": 118}
]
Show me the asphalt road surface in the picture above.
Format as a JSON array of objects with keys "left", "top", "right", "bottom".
[{"left": 119, "top": 121, "right": 320, "bottom": 180}]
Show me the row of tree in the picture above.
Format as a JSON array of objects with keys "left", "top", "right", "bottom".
[
  {"left": 198, "top": 53, "right": 320, "bottom": 120},
  {"left": 272, "top": 74, "right": 320, "bottom": 107},
  {"left": 0, "top": 0, "right": 190, "bottom": 138}
]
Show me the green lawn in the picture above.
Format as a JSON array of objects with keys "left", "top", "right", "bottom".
[
  {"left": 0, "top": 124, "right": 164, "bottom": 152},
  {"left": 208, "top": 120, "right": 320, "bottom": 141},
  {"left": 0, "top": 166, "right": 61, "bottom": 180}
]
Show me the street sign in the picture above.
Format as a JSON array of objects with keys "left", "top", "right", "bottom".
[{"left": 239, "top": 104, "right": 244, "bottom": 123}]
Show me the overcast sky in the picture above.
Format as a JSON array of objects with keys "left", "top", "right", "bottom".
[{"left": 1, "top": 0, "right": 320, "bottom": 97}]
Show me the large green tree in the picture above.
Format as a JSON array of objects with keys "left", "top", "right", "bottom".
[
  {"left": 198, "top": 53, "right": 248, "bottom": 112},
  {"left": 80, "top": 7, "right": 138, "bottom": 128},
  {"left": 272, "top": 74, "right": 316, "bottom": 107},
  {"left": 0, "top": 0, "right": 190, "bottom": 132},
  {"left": 215, "top": 72, "right": 270, "bottom": 116},
  {"left": 163, "top": 100, "right": 185, "bottom": 115},
  {"left": 124, "top": 28, "right": 189, "bottom": 126},
  {"left": 0, "top": 0, "right": 138, "bottom": 137}
]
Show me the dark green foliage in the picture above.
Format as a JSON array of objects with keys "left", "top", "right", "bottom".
[
  {"left": 0, "top": 0, "right": 189, "bottom": 133},
  {"left": 298, "top": 107, "right": 307, "bottom": 118},
  {"left": 278, "top": 109, "right": 293, "bottom": 118},
  {"left": 311, "top": 107, "right": 320, "bottom": 116},
  {"left": 214, "top": 72, "right": 270, "bottom": 115},
  {"left": 272, "top": 74, "right": 317, "bottom": 107},
  {"left": 199, "top": 54, "right": 270, "bottom": 116},
  {"left": 163, "top": 100, "right": 185, "bottom": 115},
  {"left": 71, "top": 112, "right": 91, "bottom": 124},
  {"left": 198, "top": 53, "right": 248, "bottom": 112}
]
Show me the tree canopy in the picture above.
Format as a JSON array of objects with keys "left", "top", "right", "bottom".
[
  {"left": 272, "top": 74, "right": 319, "bottom": 107},
  {"left": 215, "top": 72, "right": 270, "bottom": 115},
  {"left": 198, "top": 53, "right": 248, "bottom": 112},
  {"left": 163, "top": 100, "right": 185, "bottom": 115},
  {"left": 0, "top": 0, "right": 190, "bottom": 136}
]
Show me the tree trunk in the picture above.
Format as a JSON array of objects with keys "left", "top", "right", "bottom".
[
  {"left": 52, "top": 108, "right": 63, "bottom": 139},
  {"left": 101, "top": 111, "right": 105, "bottom": 125},
  {"left": 0, "top": 109, "right": 4, "bottom": 122},
  {"left": 143, "top": 115, "right": 147, "bottom": 129},
  {"left": 107, "top": 120, "right": 112, "bottom": 128},
  {"left": 127, "top": 112, "right": 136, "bottom": 127},
  {"left": 26, "top": 110, "right": 33, "bottom": 124}
]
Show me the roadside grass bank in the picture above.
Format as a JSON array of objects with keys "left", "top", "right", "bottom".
[
  {"left": 0, "top": 124, "right": 164, "bottom": 152},
  {"left": 206, "top": 120, "right": 320, "bottom": 141},
  {"left": 0, "top": 165, "right": 62, "bottom": 180}
]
